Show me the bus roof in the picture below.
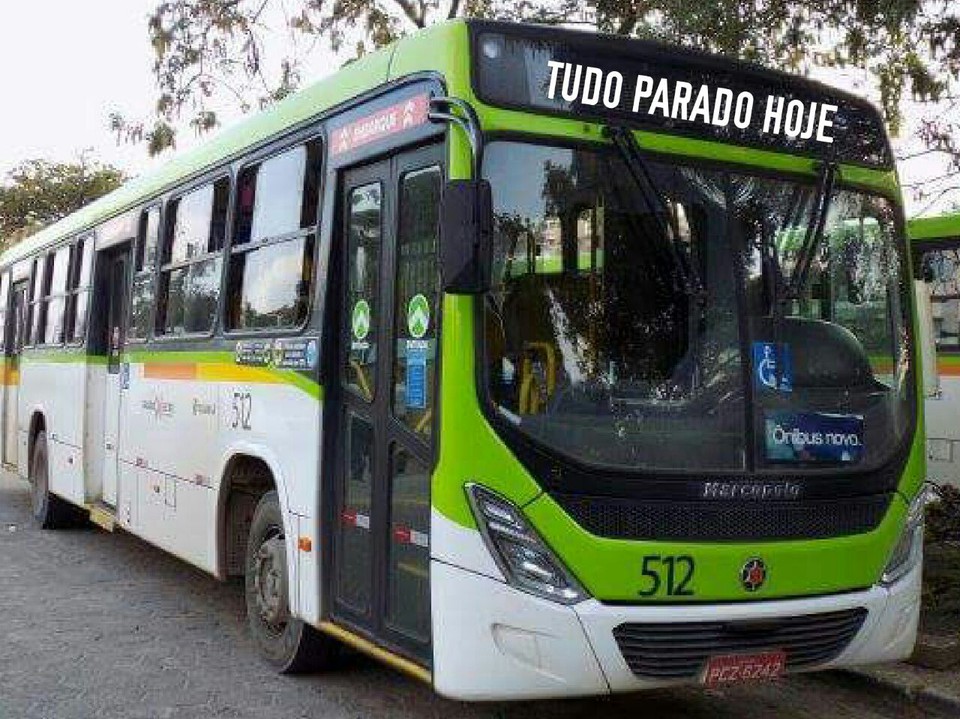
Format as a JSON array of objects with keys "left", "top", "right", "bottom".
[
  {"left": 2, "top": 18, "right": 895, "bottom": 268},
  {"left": 908, "top": 212, "right": 960, "bottom": 242}
]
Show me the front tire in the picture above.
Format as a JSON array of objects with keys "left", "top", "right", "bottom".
[
  {"left": 29, "top": 430, "right": 76, "bottom": 529},
  {"left": 245, "top": 490, "right": 339, "bottom": 673}
]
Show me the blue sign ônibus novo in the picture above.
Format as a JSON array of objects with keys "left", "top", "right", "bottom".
[{"left": 765, "top": 411, "right": 864, "bottom": 464}]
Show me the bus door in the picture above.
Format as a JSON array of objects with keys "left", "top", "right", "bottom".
[
  {"left": 99, "top": 245, "right": 132, "bottom": 506},
  {"left": 328, "top": 143, "right": 443, "bottom": 665},
  {"left": 3, "top": 280, "right": 28, "bottom": 467}
]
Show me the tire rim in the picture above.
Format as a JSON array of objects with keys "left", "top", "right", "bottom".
[
  {"left": 29, "top": 449, "right": 46, "bottom": 518},
  {"left": 253, "top": 527, "right": 289, "bottom": 634}
]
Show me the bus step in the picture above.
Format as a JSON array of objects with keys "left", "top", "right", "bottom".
[{"left": 87, "top": 504, "right": 116, "bottom": 532}]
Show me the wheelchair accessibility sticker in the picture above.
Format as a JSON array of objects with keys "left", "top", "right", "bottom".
[{"left": 752, "top": 341, "right": 792, "bottom": 392}]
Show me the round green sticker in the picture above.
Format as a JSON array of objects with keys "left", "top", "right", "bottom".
[
  {"left": 407, "top": 294, "right": 430, "bottom": 339},
  {"left": 352, "top": 299, "right": 371, "bottom": 340}
]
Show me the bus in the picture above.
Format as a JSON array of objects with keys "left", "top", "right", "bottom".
[
  {"left": 910, "top": 211, "right": 960, "bottom": 488},
  {"left": 2, "top": 19, "right": 925, "bottom": 700}
]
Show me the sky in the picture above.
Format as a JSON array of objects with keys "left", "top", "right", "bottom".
[{"left": 0, "top": 1, "right": 956, "bottom": 218}]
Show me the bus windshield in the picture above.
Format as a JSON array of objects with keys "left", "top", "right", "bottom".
[{"left": 482, "top": 140, "right": 913, "bottom": 474}]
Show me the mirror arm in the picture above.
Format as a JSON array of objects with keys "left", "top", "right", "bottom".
[{"left": 429, "top": 96, "right": 484, "bottom": 179}]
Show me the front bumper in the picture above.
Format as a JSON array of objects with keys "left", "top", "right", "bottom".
[{"left": 431, "top": 555, "right": 920, "bottom": 700}]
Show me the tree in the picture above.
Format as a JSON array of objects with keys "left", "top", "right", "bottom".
[
  {"left": 120, "top": 1, "right": 959, "bottom": 187},
  {"left": 0, "top": 156, "right": 127, "bottom": 244}
]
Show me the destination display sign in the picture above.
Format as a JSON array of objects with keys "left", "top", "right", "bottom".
[
  {"left": 472, "top": 26, "right": 892, "bottom": 168},
  {"left": 330, "top": 93, "right": 430, "bottom": 156}
]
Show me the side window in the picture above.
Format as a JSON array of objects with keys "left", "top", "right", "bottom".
[
  {"left": 130, "top": 207, "right": 160, "bottom": 340},
  {"left": 28, "top": 255, "right": 48, "bottom": 345},
  {"left": 0, "top": 273, "right": 8, "bottom": 350},
  {"left": 67, "top": 235, "right": 94, "bottom": 344},
  {"left": 157, "top": 178, "right": 230, "bottom": 335},
  {"left": 920, "top": 241, "right": 960, "bottom": 351},
  {"left": 391, "top": 166, "right": 441, "bottom": 437},
  {"left": 344, "top": 182, "right": 382, "bottom": 402},
  {"left": 226, "top": 139, "right": 321, "bottom": 331},
  {"left": 41, "top": 246, "right": 70, "bottom": 345}
]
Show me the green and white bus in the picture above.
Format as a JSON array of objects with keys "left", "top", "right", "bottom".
[
  {"left": 3, "top": 20, "right": 926, "bottom": 699},
  {"left": 911, "top": 212, "right": 960, "bottom": 488}
]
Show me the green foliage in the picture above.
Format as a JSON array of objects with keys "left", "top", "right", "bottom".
[
  {"left": 0, "top": 157, "right": 126, "bottom": 245},
  {"left": 122, "top": 0, "right": 959, "bottom": 185},
  {"left": 927, "top": 484, "right": 960, "bottom": 543}
]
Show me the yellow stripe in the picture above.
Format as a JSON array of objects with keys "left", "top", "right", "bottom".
[
  {"left": 141, "top": 361, "right": 286, "bottom": 385},
  {"left": 317, "top": 621, "right": 431, "bottom": 684},
  {"left": 196, "top": 363, "right": 284, "bottom": 384}
]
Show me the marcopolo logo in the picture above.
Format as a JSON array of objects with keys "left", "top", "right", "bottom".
[{"left": 701, "top": 481, "right": 801, "bottom": 501}]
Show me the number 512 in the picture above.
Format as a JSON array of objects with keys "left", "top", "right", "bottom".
[{"left": 638, "top": 555, "right": 695, "bottom": 597}]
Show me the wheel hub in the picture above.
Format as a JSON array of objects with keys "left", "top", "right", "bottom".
[{"left": 253, "top": 533, "right": 288, "bottom": 629}]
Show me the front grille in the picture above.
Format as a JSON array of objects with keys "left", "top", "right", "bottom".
[
  {"left": 554, "top": 493, "right": 891, "bottom": 541},
  {"left": 613, "top": 608, "right": 868, "bottom": 680}
]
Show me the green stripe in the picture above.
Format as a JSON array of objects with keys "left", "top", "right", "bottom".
[{"left": 20, "top": 348, "right": 323, "bottom": 400}]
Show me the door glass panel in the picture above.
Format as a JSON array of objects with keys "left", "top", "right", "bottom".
[
  {"left": 386, "top": 444, "right": 431, "bottom": 642},
  {"left": 344, "top": 182, "right": 382, "bottom": 402},
  {"left": 336, "top": 413, "right": 375, "bottom": 614},
  {"left": 391, "top": 167, "right": 441, "bottom": 437}
]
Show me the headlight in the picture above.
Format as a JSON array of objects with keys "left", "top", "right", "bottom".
[
  {"left": 466, "top": 484, "right": 587, "bottom": 605},
  {"left": 880, "top": 487, "right": 929, "bottom": 586}
]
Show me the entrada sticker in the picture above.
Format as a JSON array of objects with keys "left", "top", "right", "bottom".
[
  {"left": 753, "top": 341, "right": 792, "bottom": 392},
  {"left": 407, "top": 294, "right": 430, "bottom": 339},
  {"left": 352, "top": 299, "right": 371, "bottom": 341},
  {"left": 765, "top": 411, "right": 864, "bottom": 464},
  {"left": 545, "top": 61, "right": 839, "bottom": 144}
]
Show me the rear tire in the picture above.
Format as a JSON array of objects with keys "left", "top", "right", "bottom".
[
  {"left": 29, "top": 430, "right": 77, "bottom": 529},
  {"left": 245, "top": 490, "right": 339, "bottom": 673}
]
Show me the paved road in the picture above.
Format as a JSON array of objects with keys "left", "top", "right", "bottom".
[{"left": 0, "top": 472, "right": 933, "bottom": 719}]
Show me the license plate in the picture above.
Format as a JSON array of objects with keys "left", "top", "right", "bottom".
[{"left": 701, "top": 650, "right": 786, "bottom": 687}]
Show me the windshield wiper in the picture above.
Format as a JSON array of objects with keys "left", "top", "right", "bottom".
[
  {"left": 604, "top": 125, "right": 706, "bottom": 300},
  {"left": 783, "top": 157, "right": 839, "bottom": 300}
]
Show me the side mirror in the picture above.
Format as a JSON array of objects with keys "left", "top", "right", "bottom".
[
  {"left": 440, "top": 179, "right": 492, "bottom": 294},
  {"left": 914, "top": 279, "right": 940, "bottom": 398}
]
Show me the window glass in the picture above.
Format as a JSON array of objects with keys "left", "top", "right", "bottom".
[
  {"left": 251, "top": 146, "right": 306, "bottom": 241},
  {"left": 234, "top": 141, "right": 320, "bottom": 245},
  {"left": 50, "top": 246, "right": 70, "bottom": 295},
  {"left": 169, "top": 184, "right": 213, "bottom": 263},
  {"left": 0, "top": 273, "right": 9, "bottom": 347},
  {"left": 40, "top": 246, "right": 71, "bottom": 345},
  {"left": 227, "top": 237, "right": 314, "bottom": 330},
  {"left": 43, "top": 297, "right": 64, "bottom": 345},
  {"left": 919, "top": 242, "right": 960, "bottom": 351},
  {"left": 161, "top": 256, "right": 221, "bottom": 335},
  {"left": 391, "top": 166, "right": 441, "bottom": 436},
  {"left": 138, "top": 207, "right": 161, "bottom": 271},
  {"left": 29, "top": 256, "right": 48, "bottom": 344},
  {"left": 65, "top": 237, "right": 92, "bottom": 344},
  {"left": 344, "top": 182, "right": 381, "bottom": 402},
  {"left": 159, "top": 178, "right": 228, "bottom": 335},
  {"left": 129, "top": 274, "right": 154, "bottom": 340},
  {"left": 78, "top": 236, "right": 93, "bottom": 286},
  {"left": 386, "top": 445, "right": 431, "bottom": 641},
  {"left": 71, "top": 291, "right": 89, "bottom": 343},
  {"left": 29, "top": 258, "right": 43, "bottom": 303},
  {"left": 336, "top": 413, "right": 374, "bottom": 613}
]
